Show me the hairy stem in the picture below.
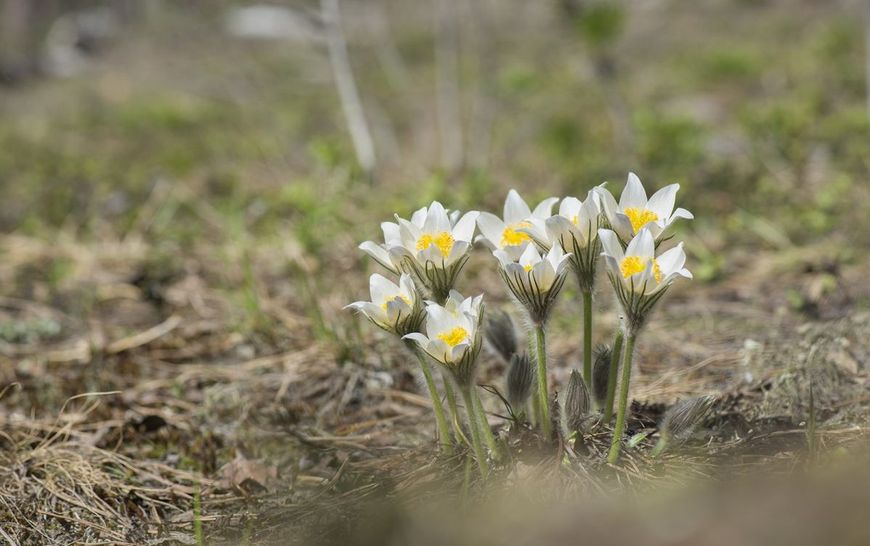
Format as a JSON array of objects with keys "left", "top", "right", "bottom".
[
  {"left": 472, "top": 384, "right": 499, "bottom": 458},
  {"left": 440, "top": 369, "right": 465, "bottom": 444},
  {"left": 582, "top": 291, "right": 593, "bottom": 386},
  {"left": 608, "top": 331, "right": 637, "bottom": 464},
  {"left": 534, "top": 324, "right": 551, "bottom": 439},
  {"left": 414, "top": 351, "right": 453, "bottom": 453},
  {"left": 603, "top": 328, "right": 625, "bottom": 423},
  {"left": 460, "top": 386, "right": 490, "bottom": 478}
]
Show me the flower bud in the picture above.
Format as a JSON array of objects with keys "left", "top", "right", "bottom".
[
  {"left": 659, "top": 395, "right": 716, "bottom": 444},
  {"left": 564, "top": 369, "right": 591, "bottom": 432},
  {"left": 592, "top": 344, "right": 613, "bottom": 408},
  {"left": 507, "top": 352, "right": 534, "bottom": 411},
  {"left": 485, "top": 308, "right": 517, "bottom": 363}
]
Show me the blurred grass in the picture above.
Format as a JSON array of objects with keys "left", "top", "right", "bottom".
[{"left": 0, "top": 1, "right": 867, "bottom": 298}]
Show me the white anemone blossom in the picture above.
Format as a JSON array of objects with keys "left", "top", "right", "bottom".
[
  {"left": 387, "top": 201, "right": 479, "bottom": 302},
  {"left": 476, "top": 189, "right": 558, "bottom": 260},
  {"left": 595, "top": 172, "right": 693, "bottom": 243},
  {"left": 521, "top": 190, "right": 602, "bottom": 291},
  {"left": 345, "top": 273, "right": 423, "bottom": 336},
  {"left": 403, "top": 292, "right": 484, "bottom": 386},
  {"left": 599, "top": 227, "right": 692, "bottom": 330},
  {"left": 494, "top": 243, "right": 572, "bottom": 324}
]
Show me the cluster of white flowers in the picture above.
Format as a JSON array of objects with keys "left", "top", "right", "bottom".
[{"left": 348, "top": 172, "right": 695, "bottom": 468}]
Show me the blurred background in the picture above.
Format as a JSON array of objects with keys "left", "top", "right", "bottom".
[{"left": 1, "top": 0, "right": 869, "bottom": 543}]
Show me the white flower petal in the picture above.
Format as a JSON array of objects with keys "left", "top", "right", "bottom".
[
  {"left": 359, "top": 241, "right": 396, "bottom": 272},
  {"left": 452, "top": 211, "right": 479, "bottom": 242},
  {"left": 477, "top": 212, "right": 506, "bottom": 248},
  {"left": 504, "top": 189, "right": 532, "bottom": 223},
  {"left": 532, "top": 197, "right": 559, "bottom": 218},
  {"left": 369, "top": 274, "right": 399, "bottom": 304},
  {"left": 598, "top": 229, "right": 625, "bottom": 261},
  {"left": 625, "top": 228, "right": 655, "bottom": 259},
  {"left": 656, "top": 243, "right": 686, "bottom": 276},
  {"left": 619, "top": 172, "right": 648, "bottom": 209},
  {"left": 646, "top": 183, "right": 679, "bottom": 221},
  {"left": 424, "top": 201, "right": 451, "bottom": 233},
  {"left": 381, "top": 221, "right": 401, "bottom": 245},
  {"left": 670, "top": 207, "right": 694, "bottom": 222}
]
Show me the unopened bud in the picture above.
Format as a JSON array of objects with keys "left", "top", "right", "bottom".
[
  {"left": 660, "top": 395, "right": 716, "bottom": 444},
  {"left": 507, "top": 352, "right": 534, "bottom": 411},
  {"left": 592, "top": 344, "right": 613, "bottom": 408},
  {"left": 485, "top": 309, "right": 518, "bottom": 363},
  {"left": 564, "top": 369, "right": 591, "bottom": 432}
]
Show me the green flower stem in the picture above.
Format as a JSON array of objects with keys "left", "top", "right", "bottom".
[
  {"left": 582, "top": 291, "right": 593, "bottom": 386},
  {"left": 472, "top": 384, "right": 499, "bottom": 458},
  {"left": 534, "top": 324, "right": 551, "bottom": 439},
  {"left": 603, "top": 328, "right": 625, "bottom": 423},
  {"left": 414, "top": 351, "right": 454, "bottom": 454},
  {"left": 528, "top": 333, "right": 541, "bottom": 428},
  {"left": 440, "top": 369, "right": 465, "bottom": 443},
  {"left": 460, "top": 386, "right": 490, "bottom": 478},
  {"left": 608, "top": 331, "right": 637, "bottom": 464}
]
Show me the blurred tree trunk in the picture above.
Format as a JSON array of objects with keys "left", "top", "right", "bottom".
[
  {"left": 321, "top": 0, "right": 377, "bottom": 177},
  {"left": 435, "top": 0, "right": 464, "bottom": 175}
]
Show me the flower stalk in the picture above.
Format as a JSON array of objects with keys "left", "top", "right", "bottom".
[
  {"left": 472, "top": 384, "right": 499, "bottom": 457},
  {"left": 460, "top": 385, "right": 490, "bottom": 478},
  {"left": 607, "top": 330, "right": 636, "bottom": 464},
  {"left": 534, "top": 323, "right": 552, "bottom": 439},
  {"left": 582, "top": 290, "right": 593, "bottom": 385},
  {"left": 603, "top": 327, "right": 624, "bottom": 422},
  {"left": 412, "top": 346, "right": 453, "bottom": 453}
]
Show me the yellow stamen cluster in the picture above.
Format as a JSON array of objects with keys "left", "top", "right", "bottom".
[
  {"left": 438, "top": 326, "right": 469, "bottom": 347},
  {"left": 620, "top": 256, "right": 663, "bottom": 283},
  {"left": 416, "top": 231, "right": 455, "bottom": 257},
  {"left": 624, "top": 207, "right": 659, "bottom": 233},
  {"left": 500, "top": 222, "right": 532, "bottom": 247}
]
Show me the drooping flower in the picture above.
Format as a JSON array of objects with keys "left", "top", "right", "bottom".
[
  {"left": 599, "top": 227, "right": 692, "bottom": 330},
  {"left": 345, "top": 273, "right": 424, "bottom": 337},
  {"left": 387, "top": 202, "right": 479, "bottom": 303},
  {"left": 403, "top": 292, "right": 484, "bottom": 386},
  {"left": 595, "top": 172, "right": 693, "bottom": 244},
  {"left": 493, "top": 243, "right": 572, "bottom": 324},
  {"left": 476, "top": 189, "right": 558, "bottom": 260}
]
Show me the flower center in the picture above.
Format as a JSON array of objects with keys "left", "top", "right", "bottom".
[
  {"left": 381, "top": 295, "right": 411, "bottom": 311},
  {"left": 437, "top": 326, "right": 469, "bottom": 347},
  {"left": 500, "top": 222, "right": 531, "bottom": 247},
  {"left": 624, "top": 207, "right": 659, "bottom": 233},
  {"left": 620, "top": 256, "right": 645, "bottom": 278},
  {"left": 620, "top": 256, "right": 663, "bottom": 283},
  {"left": 416, "top": 231, "right": 455, "bottom": 257}
]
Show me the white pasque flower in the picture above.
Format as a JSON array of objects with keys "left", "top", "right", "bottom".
[
  {"left": 599, "top": 227, "right": 692, "bottom": 329},
  {"left": 388, "top": 201, "right": 478, "bottom": 268},
  {"left": 521, "top": 190, "right": 601, "bottom": 251},
  {"left": 476, "top": 189, "right": 558, "bottom": 260},
  {"left": 595, "top": 172, "right": 693, "bottom": 243},
  {"left": 345, "top": 273, "right": 423, "bottom": 336},
  {"left": 403, "top": 293, "right": 484, "bottom": 385},
  {"left": 494, "top": 243, "right": 572, "bottom": 324}
]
